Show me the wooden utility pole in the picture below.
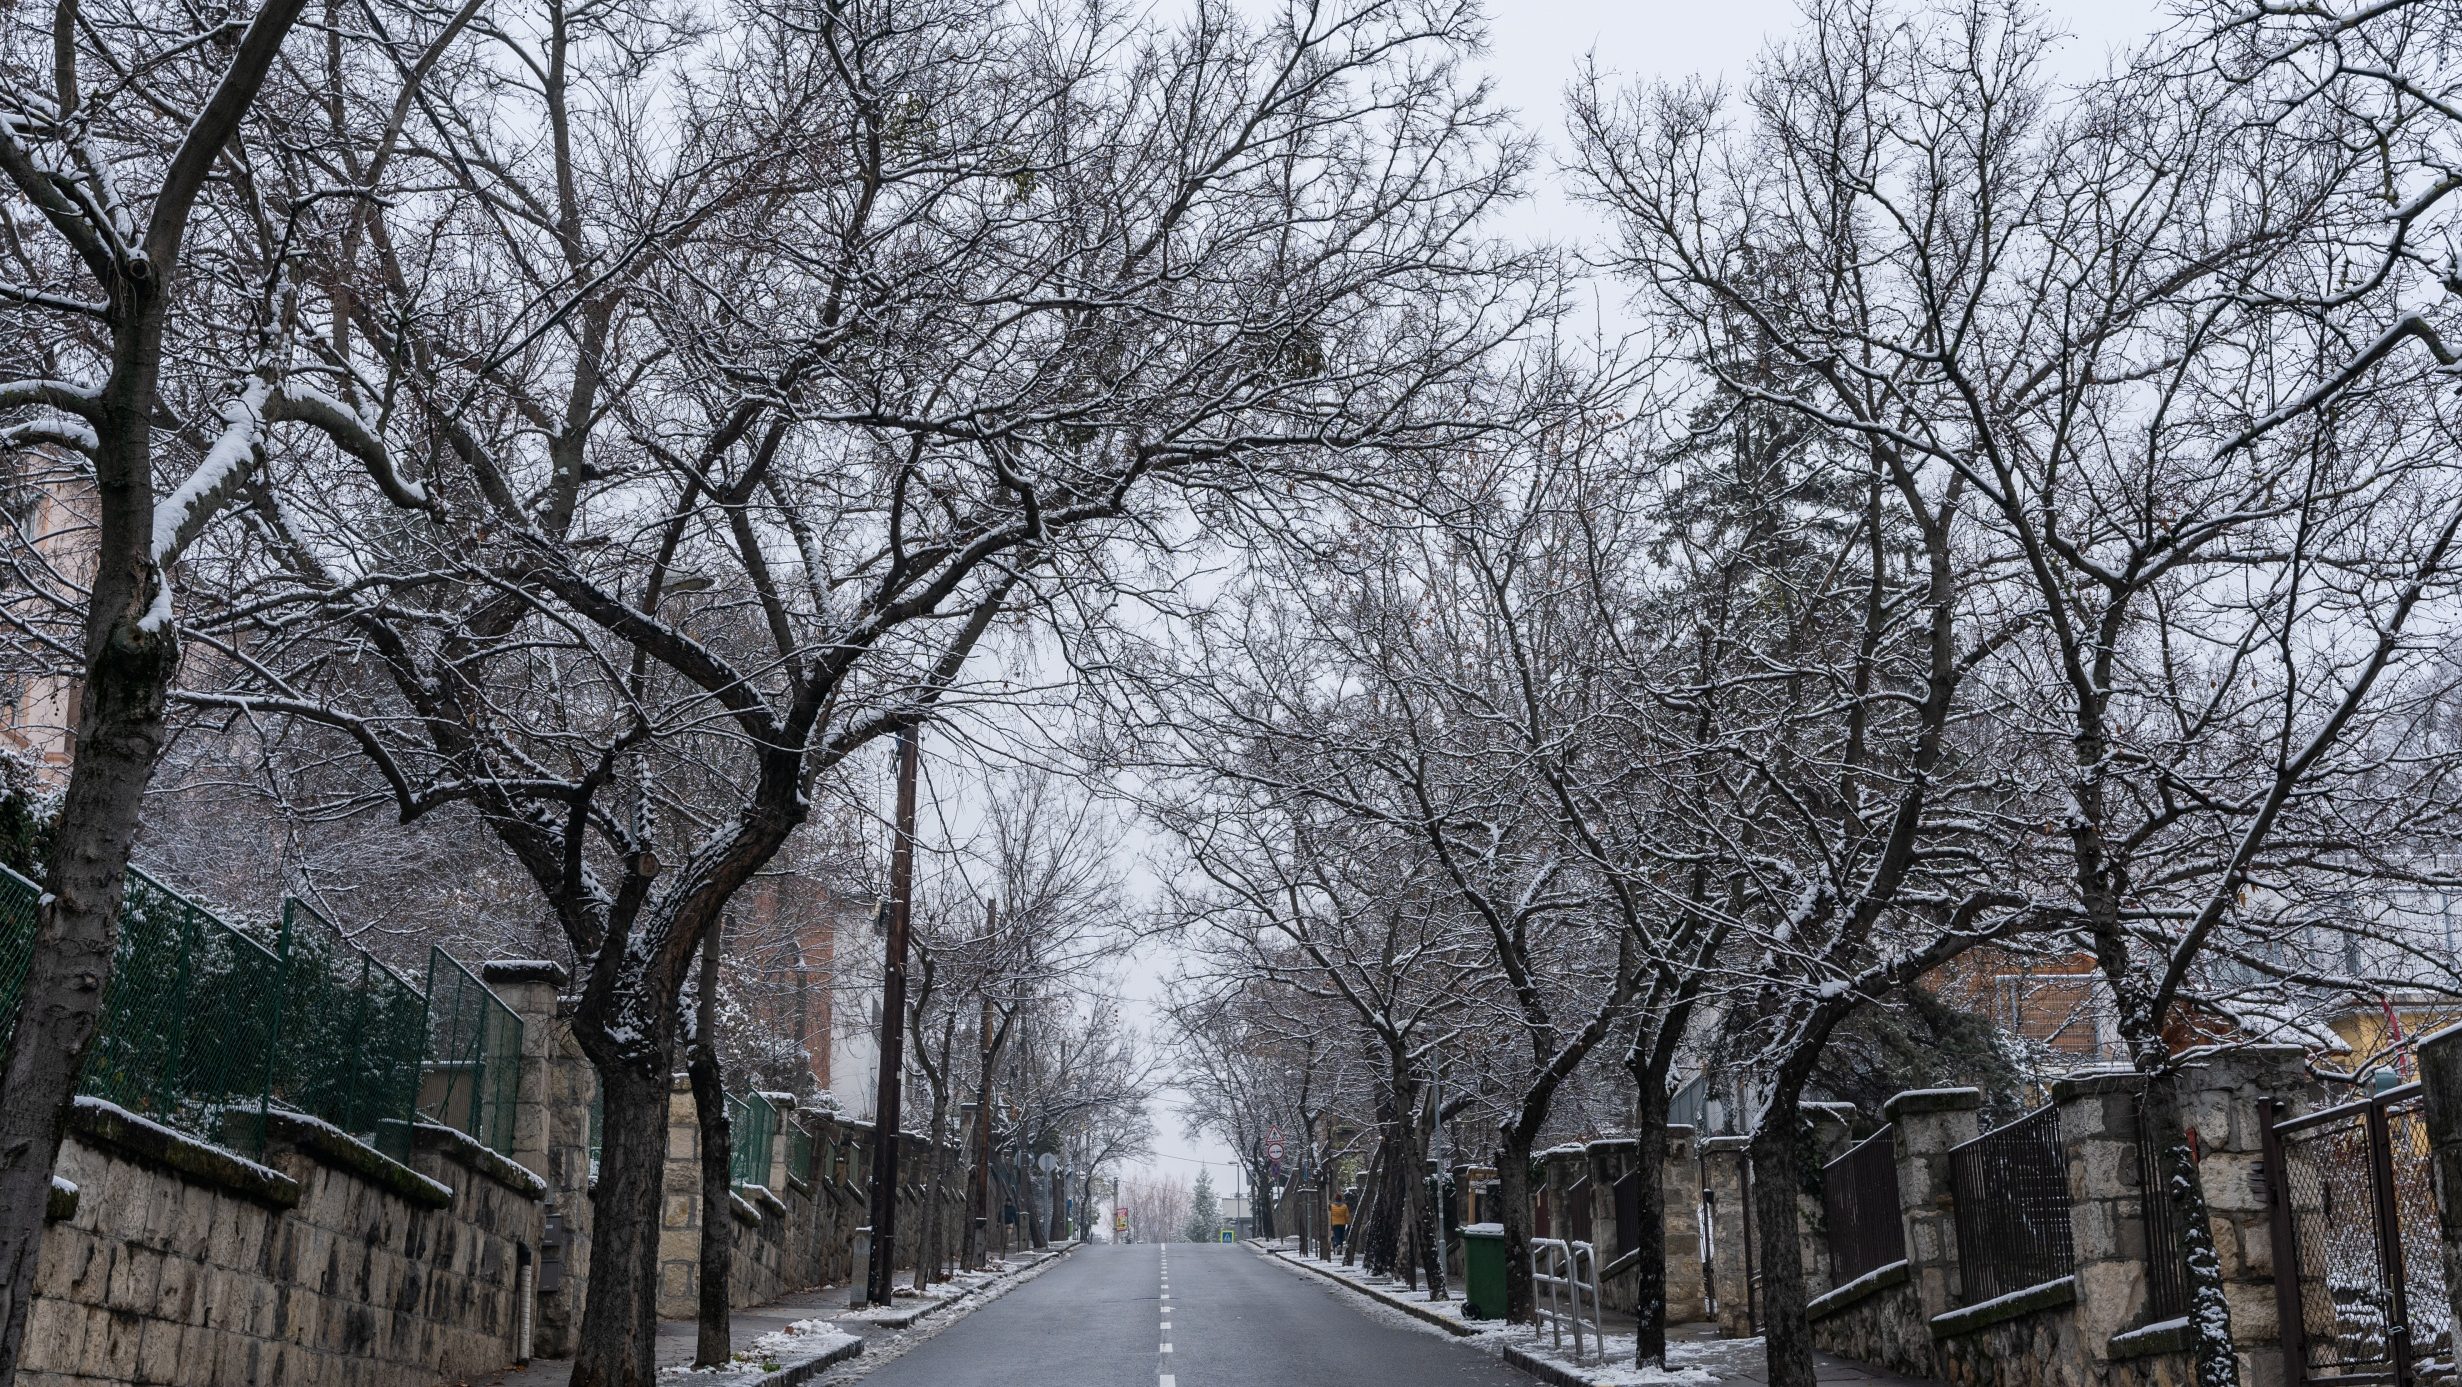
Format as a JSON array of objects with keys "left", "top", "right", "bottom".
[{"left": 864, "top": 726, "right": 921, "bottom": 1305}]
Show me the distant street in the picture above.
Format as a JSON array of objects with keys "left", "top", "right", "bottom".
[{"left": 851, "top": 1243, "right": 1527, "bottom": 1387}]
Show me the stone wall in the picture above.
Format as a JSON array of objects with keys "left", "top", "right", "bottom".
[
  {"left": 22, "top": 1099, "right": 542, "bottom": 1387},
  {"left": 652, "top": 1091, "right": 966, "bottom": 1321},
  {"left": 1802, "top": 1052, "right": 2349, "bottom": 1387}
]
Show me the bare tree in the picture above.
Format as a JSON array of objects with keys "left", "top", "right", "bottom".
[{"left": 0, "top": 0, "right": 455, "bottom": 1371}]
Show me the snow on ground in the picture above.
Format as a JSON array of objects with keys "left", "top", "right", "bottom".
[
  {"left": 656, "top": 1321, "right": 856, "bottom": 1384},
  {"left": 829, "top": 1261, "right": 1015, "bottom": 1323}
]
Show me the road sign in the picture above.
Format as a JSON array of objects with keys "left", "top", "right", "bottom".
[{"left": 1266, "top": 1138, "right": 1284, "bottom": 1162}]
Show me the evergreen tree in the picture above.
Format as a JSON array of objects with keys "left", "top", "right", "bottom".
[{"left": 1184, "top": 1169, "right": 1220, "bottom": 1243}]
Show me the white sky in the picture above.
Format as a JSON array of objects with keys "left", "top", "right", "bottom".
[{"left": 1094, "top": 0, "right": 2182, "bottom": 1195}]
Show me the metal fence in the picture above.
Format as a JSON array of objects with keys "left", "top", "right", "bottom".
[
  {"left": 1949, "top": 1103, "right": 2075, "bottom": 1303},
  {"left": 277, "top": 899, "right": 426, "bottom": 1159},
  {"left": 730, "top": 1090, "right": 779, "bottom": 1187},
  {"left": 422, "top": 947, "right": 523, "bottom": 1154},
  {"left": 787, "top": 1120, "right": 814, "bottom": 1185},
  {"left": 2136, "top": 1094, "right": 2194, "bottom": 1323},
  {"left": 0, "top": 863, "right": 37, "bottom": 1056},
  {"left": 2267, "top": 1084, "right": 2455, "bottom": 1387},
  {"left": 0, "top": 866, "right": 438, "bottom": 1158},
  {"left": 1822, "top": 1124, "right": 1906, "bottom": 1284},
  {"left": 78, "top": 867, "right": 288, "bottom": 1147}
]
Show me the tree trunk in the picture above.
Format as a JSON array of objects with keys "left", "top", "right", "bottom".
[
  {"left": 963, "top": 997, "right": 1000, "bottom": 1270},
  {"left": 1498, "top": 1128, "right": 1537, "bottom": 1323},
  {"left": 1749, "top": 1107, "right": 1817, "bottom": 1387},
  {"left": 687, "top": 927, "right": 732, "bottom": 1367},
  {"left": 0, "top": 619, "right": 173, "bottom": 1387},
  {"left": 2143, "top": 1066, "right": 2238, "bottom": 1387},
  {"left": 0, "top": 249, "right": 186, "bottom": 1387},
  {"left": 915, "top": 1102, "right": 950, "bottom": 1290},
  {"left": 1630, "top": 1085, "right": 1674, "bottom": 1367},
  {"left": 1415, "top": 1153, "right": 1448, "bottom": 1299},
  {"left": 573, "top": 1058, "right": 674, "bottom": 1387}
]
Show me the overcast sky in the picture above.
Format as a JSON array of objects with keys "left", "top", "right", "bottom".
[{"left": 1103, "top": 0, "right": 2181, "bottom": 1196}]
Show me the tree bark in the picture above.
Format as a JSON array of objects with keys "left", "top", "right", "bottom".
[
  {"left": 1749, "top": 1106, "right": 1817, "bottom": 1387},
  {"left": 0, "top": 4, "right": 316, "bottom": 1369},
  {"left": 1629, "top": 1079, "right": 1675, "bottom": 1366},
  {"left": 1498, "top": 1129, "right": 1537, "bottom": 1323},
  {"left": 688, "top": 922, "right": 732, "bottom": 1367},
  {"left": 572, "top": 1058, "right": 674, "bottom": 1387}
]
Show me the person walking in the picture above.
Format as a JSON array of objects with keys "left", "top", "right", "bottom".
[{"left": 1329, "top": 1192, "right": 1351, "bottom": 1253}]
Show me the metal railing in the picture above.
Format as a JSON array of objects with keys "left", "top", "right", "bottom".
[
  {"left": 0, "top": 863, "right": 37, "bottom": 1056},
  {"left": 730, "top": 1090, "right": 778, "bottom": 1188},
  {"left": 80, "top": 867, "right": 288, "bottom": 1147},
  {"left": 1949, "top": 1103, "right": 2075, "bottom": 1303},
  {"left": 787, "top": 1120, "right": 815, "bottom": 1185},
  {"left": 1822, "top": 1124, "right": 1906, "bottom": 1284},
  {"left": 2267, "top": 1083, "right": 2454, "bottom": 1387},
  {"left": 2136, "top": 1094, "right": 2194, "bottom": 1323},
  {"left": 277, "top": 899, "right": 426, "bottom": 1159},
  {"left": 1530, "top": 1237, "right": 1602, "bottom": 1364},
  {"left": 0, "top": 866, "right": 444, "bottom": 1159},
  {"left": 421, "top": 947, "right": 523, "bottom": 1154}
]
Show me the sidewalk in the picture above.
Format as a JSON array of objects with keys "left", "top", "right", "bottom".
[
  {"left": 1251, "top": 1240, "right": 1935, "bottom": 1387},
  {"left": 471, "top": 1245, "right": 1071, "bottom": 1386}
]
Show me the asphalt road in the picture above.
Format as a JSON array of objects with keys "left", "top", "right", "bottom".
[{"left": 851, "top": 1241, "right": 1529, "bottom": 1387}]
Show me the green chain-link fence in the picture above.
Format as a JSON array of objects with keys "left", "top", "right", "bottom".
[
  {"left": 0, "top": 864, "right": 525, "bottom": 1163},
  {"left": 786, "top": 1119, "right": 814, "bottom": 1185},
  {"left": 73, "top": 867, "right": 288, "bottom": 1149},
  {"left": 276, "top": 900, "right": 426, "bottom": 1160},
  {"left": 422, "top": 947, "right": 523, "bottom": 1154},
  {"left": 729, "top": 1090, "right": 778, "bottom": 1188},
  {"left": 0, "top": 863, "right": 40, "bottom": 1057}
]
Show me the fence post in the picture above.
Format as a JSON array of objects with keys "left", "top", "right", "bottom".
[
  {"left": 1700, "top": 1135, "right": 1754, "bottom": 1337},
  {"left": 2414, "top": 1023, "right": 2462, "bottom": 1369},
  {"left": 1658, "top": 1127, "right": 1703, "bottom": 1323},
  {"left": 658, "top": 1073, "right": 704, "bottom": 1320},
  {"left": 2051, "top": 1070, "right": 2151, "bottom": 1378},
  {"left": 1881, "top": 1086, "right": 1981, "bottom": 1322},
  {"left": 2174, "top": 1044, "right": 2313, "bottom": 1387},
  {"left": 478, "top": 960, "right": 588, "bottom": 1358}
]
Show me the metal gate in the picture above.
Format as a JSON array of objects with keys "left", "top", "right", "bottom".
[{"left": 2263, "top": 1084, "right": 2454, "bottom": 1387}]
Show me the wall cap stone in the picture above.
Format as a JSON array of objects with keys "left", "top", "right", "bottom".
[
  {"left": 1700, "top": 1136, "right": 1751, "bottom": 1153},
  {"left": 749, "top": 1184, "right": 789, "bottom": 1219},
  {"left": 1806, "top": 1258, "right": 1910, "bottom": 1323},
  {"left": 263, "top": 1110, "right": 452, "bottom": 1209},
  {"left": 2050, "top": 1071, "right": 2146, "bottom": 1102},
  {"left": 2170, "top": 1043, "right": 2308, "bottom": 1064},
  {"left": 1884, "top": 1087, "right": 1984, "bottom": 1121},
  {"left": 413, "top": 1120, "right": 550, "bottom": 1198},
  {"left": 480, "top": 959, "right": 570, "bottom": 987},
  {"left": 45, "top": 1175, "right": 77, "bottom": 1222},
  {"left": 2415, "top": 1020, "right": 2462, "bottom": 1058},
  {"left": 1927, "top": 1274, "right": 2077, "bottom": 1340},
  {"left": 729, "top": 1190, "right": 763, "bottom": 1226},
  {"left": 67, "top": 1097, "right": 300, "bottom": 1209},
  {"left": 2109, "top": 1316, "right": 2193, "bottom": 1360}
]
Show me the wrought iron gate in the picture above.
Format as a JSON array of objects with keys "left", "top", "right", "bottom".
[{"left": 2263, "top": 1085, "right": 2454, "bottom": 1387}]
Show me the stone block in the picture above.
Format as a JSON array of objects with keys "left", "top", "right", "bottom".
[
  {"left": 93, "top": 1306, "right": 143, "bottom": 1379},
  {"left": 134, "top": 1315, "right": 184, "bottom": 1382},
  {"left": 18, "top": 1302, "right": 89, "bottom": 1374}
]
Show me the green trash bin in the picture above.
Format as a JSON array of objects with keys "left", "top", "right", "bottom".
[{"left": 1460, "top": 1223, "right": 1507, "bottom": 1320}]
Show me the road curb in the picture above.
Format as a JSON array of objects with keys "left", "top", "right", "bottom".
[
  {"left": 851, "top": 1243, "right": 1077, "bottom": 1329},
  {"left": 1498, "top": 1341, "right": 1606, "bottom": 1387},
  {"left": 752, "top": 1335, "right": 865, "bottom": 1385},
  {"left": 1255, "top": 1246, "right": 1477, "bottom": 1338}
]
